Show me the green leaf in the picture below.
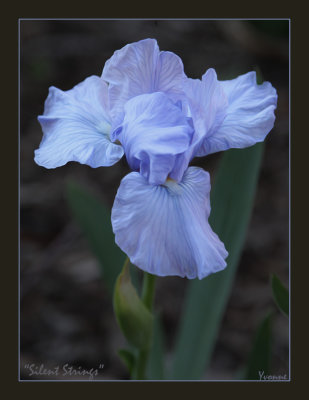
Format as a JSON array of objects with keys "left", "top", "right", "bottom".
[
  {"left": 254, "top": 65, "right": 264, "bottom": 85},
  {"left": 244, "top": 313, "right": 273, "bottom": 380},
  {"left": 170, "top": 143, "right": 264, "bottom": 380},
  {"left": 114, "top": 260, "right": 154, "bottom": 350},
  {"left": 118, "top": 349, "right": 136, "bottom": 375},
  {"left": 271, "top": 274, "right": 289, "bottom": 317},
  {"left": 146, "top": 315, "right": 165, "bottom": 380},
  {"left": 65, "top": 180, "right": 126, "bottom": 294}
]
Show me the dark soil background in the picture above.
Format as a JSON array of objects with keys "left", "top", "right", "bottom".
[{"left": 20, "top": 19, "right": 289, "bottom": 380}]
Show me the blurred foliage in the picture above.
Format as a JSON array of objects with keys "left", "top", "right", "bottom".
[
  {"left": 66, "top": 142, "right": 266, "bottom": 380},
  {"left": 146, "top": 315, "right": 165, "bottom": 380},
  {"left": 244, "top": 312, "right": 273, "bottom": 380},
  {"left": 118, "top": 349, "right": 136, "bottom": 375},
  {"left": 65, "top": 180, "right": 126, "bottom": 294},
  {"left": 271, "top": 274, "right": 289, "bottom": 317},
  {"left": 243, "top": 272, "right": 289, "bottom": 380},
  {"left": 170, "top": 143, "right": 264, "bottom": 379}
]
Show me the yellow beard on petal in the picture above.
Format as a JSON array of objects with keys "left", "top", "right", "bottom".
[{"left": 162, "top": 176, "right": 182, "bottom": 195}]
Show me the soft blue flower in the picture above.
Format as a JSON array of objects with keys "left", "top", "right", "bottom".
[{"left": 35, "top": 38, "right": 277, "bottom": 279}]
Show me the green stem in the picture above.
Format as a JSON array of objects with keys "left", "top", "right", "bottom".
[
  {"left": 134, "top": 271, "right": 156, "bottom": 380},
  {"left": 141, "top": 272, "right": 157, "bottom": 311},
  {"left": 122, "top": 256, "right": 131, "bottom": 272}
]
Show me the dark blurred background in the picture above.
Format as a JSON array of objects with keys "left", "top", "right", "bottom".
[{"left": 20, "top": 19, "right": 289, "bottom": 380}]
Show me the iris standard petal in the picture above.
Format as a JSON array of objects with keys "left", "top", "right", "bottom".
[
  {"left": 183, "top": 68, "right": 228, "bottom": 155},
  {"left": 35, "top": 75, "right": 124, "bottom": 169},
  {"left": 112, "top": 92, "right": 194, "bottom": 185},
  {"left": 196, "top": 71, "right": 278, "bottom": 156},
  {"left": 111, "top": 167, "right": 228, "bottom": 279},
  {"left": 102, "top": 38, "right": 186, "bottom": 127}
]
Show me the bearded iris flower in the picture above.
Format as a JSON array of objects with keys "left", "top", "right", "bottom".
[{"left": 35, "top": 38, "right": 277, "bottom": 279}]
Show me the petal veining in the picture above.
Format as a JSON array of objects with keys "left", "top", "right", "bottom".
[
  {"left": 111, "top": 167, "right": 228, "bottom": 279},
  {"left": 102, "top": 38, "right": 186, "bottom": 127},
  {"left": 113, "top": 92, "right": 194, "bottom": 185},
  {"left": 196, "top": 71, "right": 278, "bottom": 156},
  {"left": 182, "top": 68, "right": 228, "bottom": 160},
  {"left": 35, "top": 76, "right": 124, "bottom": 168}
]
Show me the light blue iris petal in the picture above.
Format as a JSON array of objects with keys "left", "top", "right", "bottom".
[
  {"left": 113, "top": 92, "right": 194, "bottom": 185},
  {"left": 34, "top": 75, "right": 124, "bottom": 169},
  {"left": 111, "top": 167, "right": 228, "bottom": 279},
  {"left": 101, "top": 38, "right": 186, "bottom": 128},
  {"left": 196, "top": 71, "right": 278, "bottom": 156},
  {"left": 184, "top": 68, "right": 228, "bottom": 146}
]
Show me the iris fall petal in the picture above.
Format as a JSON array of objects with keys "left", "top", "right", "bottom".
[
  {"left": 34, "top": 76, "right": 124, "bottom": 169},
  {"left": 196, "top": 71, "right": 277, "bottom": 156},
  {"left": 111, "top": 167, "right": 228, "bottom": 279}
]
